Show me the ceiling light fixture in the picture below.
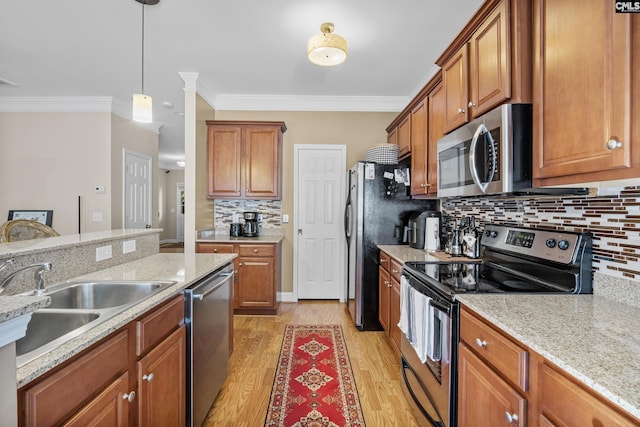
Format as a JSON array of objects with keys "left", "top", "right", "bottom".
[
  {"left": 176, "top": 159, "right": 186, "bottom": 168},
  {"left": 307, "top": 22, "right": 347, "bottom": 67},
  {"left": 132, "top": 0, "right": 158, "bottom": 123}
]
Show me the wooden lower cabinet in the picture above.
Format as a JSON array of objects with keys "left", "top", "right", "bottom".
[
  {"left": 378, "top": 250, "right": 402, "bottom": 357},
  {"left": 137, "top": 326, "right": 186, "bottom": 427},
  {"left": 18, "top": 296, "right": 186, "bottom": 426},
  {"left": 196, "top": 242, "right": 281, "bottom": 315}
]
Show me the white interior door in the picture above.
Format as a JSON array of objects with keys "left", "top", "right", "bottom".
[
  {"left": 294, "top": 145, "right": 346, "bottom": 300},
  {"left": 124, "top": 149, "right": 152, "bottom": 229}
]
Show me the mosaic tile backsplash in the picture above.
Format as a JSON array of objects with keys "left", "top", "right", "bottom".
[
  {"left": 441, "top": 186, "right": 640, "bottom": 283},
  {"left": 213, "top": 199, "right": 281, "bottom": 228}
]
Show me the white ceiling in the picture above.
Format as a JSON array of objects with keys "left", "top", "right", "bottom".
[{"left": 0, "top": 0, "right": 483, "bottom": 169}]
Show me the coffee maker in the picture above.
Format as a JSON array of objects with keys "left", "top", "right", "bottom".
[{"left": 242, "top": 212, "right": 259, "bottom": 237}]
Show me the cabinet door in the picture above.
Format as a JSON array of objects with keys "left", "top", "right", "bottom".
[
  {"left": 63, "top": 372, "right": 130, "bottom": 427},
  {"left": 237, "top": 256, "right": 275, "bottom": 308},
  {"left": 469, "top": 0, "right": 510, "bottom": 117},
  {"left": 427, "top": 82, "right": 445, "bottom": 196},
  {"left": 387, "top": 127, "right": 397, "bottom": 146},
  {"left": 378, "top": 266, "right": 390, "bottom": 332},
  {"left": 389, "top": 277, "right": 401, "bottom": 356},
  {"left": 458, "top": 343, "right": 527, "bottom": 427},
  {"left": 410, "top": 98, "right": 429, "bottom": 195},
  {"left": 533, "top": 0, "right": 634, "bottom": 183},
  {"left": 538, "top": 364, "right": 639, "bottom": 427},
  {"left": 137, "top": 326, "right": 186, "bottom": 427},
  {"left": 443, "top": 43, "right": 469, "bottom": 133},
  {"left": 207, "top": 125, "right": 242, "bottom": 198},
  {"left": 243, "top": 126, "right": 281, "bottom": 199},
  {"left": 397, "top": 115, "right": 411, "bottom": 158}
]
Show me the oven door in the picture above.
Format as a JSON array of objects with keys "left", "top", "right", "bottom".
[{"left": 399, "top": 275, "right": 453, "bottom": 427}]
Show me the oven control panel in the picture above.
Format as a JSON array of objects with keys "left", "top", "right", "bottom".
[{"left": 482, "top": 224, "right": 589, "bottom": 264}]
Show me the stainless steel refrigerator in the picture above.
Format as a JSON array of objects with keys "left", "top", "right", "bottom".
[{"left": 344, "top": 161, "right": 437, "bottom": 330}]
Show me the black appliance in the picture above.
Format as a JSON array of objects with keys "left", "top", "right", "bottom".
[
  {"left": 399, "top": 224, "right": 592, "bottom": 427},
  {"left": 229, "top": 223, "right": 243, "bottom": 237},
  {"left": 242, "top": 211, "right": 259, "bottom": 237},
  {"left": 344, "top": 161, "right": 437, "bottom": 330}
]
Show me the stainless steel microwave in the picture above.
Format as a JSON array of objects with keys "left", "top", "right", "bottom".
[{"left": 437, "top": 104, "right": 533, "bottom": 197}]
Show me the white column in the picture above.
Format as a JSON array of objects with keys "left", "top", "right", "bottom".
[{"left": 179, "top": 72, "right": 199, "bottom": 254}]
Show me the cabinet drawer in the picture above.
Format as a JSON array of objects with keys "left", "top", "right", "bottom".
[
  {"left": 196, "top": 243, "right": 234, "bottom": 254},
  {"left": 21, "top": 330, "right": 129, "bottom": 426},
  {"left": 379, "top": 251, "right": 391, "bottom": 272},
  {"left": 459, "top": 308, "right": 528, "bottom": 391},
  {"left": 390, "top": 259, "right": 402, "bottom": 282},
  {"left": 238, "top": 244, "right": 274, "bottom": 257},
  {"left": 136, "top": 296, "right": 184, "bottom": 356}
]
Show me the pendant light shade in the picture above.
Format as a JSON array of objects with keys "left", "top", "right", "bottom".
[
  {"left": 132, "top": 0, "right": 157, "bottom": 123},
  {"left": 307, "top": 22, "right": 347, "bottom": 66},
  {"left": 132, "top": 93, "right": 153, "bottom": 123}
]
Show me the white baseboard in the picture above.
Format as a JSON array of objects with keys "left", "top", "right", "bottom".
[{"left": 278, "top": 292, "right": 298, "bottom": 302}]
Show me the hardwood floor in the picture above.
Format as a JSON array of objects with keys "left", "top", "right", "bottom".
[{"left": 203, "top": 300, "right": 420, "bottom": 426}]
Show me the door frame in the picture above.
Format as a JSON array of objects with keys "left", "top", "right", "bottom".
[
  {"left": 122, "top": 149, "right": 152, "bottom": 229},
  {"left": 293, "top": 144, "right": 347, "bottom": 301}
]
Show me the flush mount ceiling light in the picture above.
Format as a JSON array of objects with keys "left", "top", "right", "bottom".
[
  {"left": 307, "top": 22, "right": 347, "bottom": 66},
  {"left": 132, "top": 0, "right": 158, "bottom": 123}
]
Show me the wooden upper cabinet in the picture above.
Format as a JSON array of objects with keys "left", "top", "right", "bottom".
[
  {"left": 442, "top": 43, "right": 470, "bottom": 133},
  {"left": 533, "top": 0, "right": 639, "bottom": 185},
  {"left": 439, "top": 0, "right": 530, "bottom": 134},
  {"left": 468, "top": 0, "right": 511, "bottom": 117},
  {"left": 207, "top": 121, "right": 286, "bottom": 200},
  {"left": 426, "top": 82, "right": 445, "bottom": 195},
  {"left": 396, "top": 115, "right": 411, "bottom": 158},
  {"left": 410, "top": 98, "right": 429, "bottom": 195}
]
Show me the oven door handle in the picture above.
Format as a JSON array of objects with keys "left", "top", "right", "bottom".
[
  {"left": 401, "top": 357, "right": 446, "bottom": 427},
  {"left": 429, "top": 299, "right": 451, "bottom": 316},
  {"left": 484, "top": 261, "right": 567, "bottom": 292}
]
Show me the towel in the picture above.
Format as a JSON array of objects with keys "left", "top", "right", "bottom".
[{"left": 398, "top": 276, "right": 432, "bottom": 364}]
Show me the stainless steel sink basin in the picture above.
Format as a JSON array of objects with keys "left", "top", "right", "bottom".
[
  {"left": 46, "top": 281, "right": 175, "bottom": 309},
  {"left": 16, "top": 311, "right": 101, "bottom": 358},
  {"left": 15, "top": 280, "right": 177, "bottom": 367}
]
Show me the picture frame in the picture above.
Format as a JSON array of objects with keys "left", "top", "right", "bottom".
[{"left": 8, "top": 210, "right": 53, "bottom": 226}]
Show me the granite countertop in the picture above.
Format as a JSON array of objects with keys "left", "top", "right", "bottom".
[
  {"left": 15, "top": 252, "right": 236, "bottom": 387},
  {"left": 0, "top": 296, "right": 50, "bottom": 324},
  {"left": 457, "top": 294, "right": 640, "bottom": 420},
  {"left": 197, "top": 234, "right": 284, "bottom": 243},
  {"left": 377, "top": 245, "right": 481, "bottom": 264}
]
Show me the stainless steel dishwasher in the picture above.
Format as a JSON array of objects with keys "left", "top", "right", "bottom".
[{"left": 184, "top": 263, "right": 233, "bottom": 427}]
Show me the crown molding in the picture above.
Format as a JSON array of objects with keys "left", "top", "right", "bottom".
[{"left": 213, "top": 94, "right": 408, "bottom": 112}]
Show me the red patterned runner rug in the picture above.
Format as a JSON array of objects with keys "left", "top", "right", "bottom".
[{"left": 265, "top": 324, "right": 366, "bottom": 427}]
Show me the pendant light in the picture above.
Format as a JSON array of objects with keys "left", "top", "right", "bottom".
[
  {"left": 132, "top": 0, "right": 158, "bottom": 123},
  {"left": 307, "top": 22, "right": 348, "bottom": 66}
]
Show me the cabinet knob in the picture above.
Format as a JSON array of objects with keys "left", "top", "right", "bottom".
[
  {"left": 606, "top": 139, "right": 623, "bottom": 150},
  {"left": 458, "top": 108, "right": 465, "bottom": 113},
  {"left": 253, "top": 249, "right": 258, "bottom": 253},
  {"left": 239, "top": 262, "right": 243, "bottom": 266},
  {"left": 143, "top": 373, "right": 154, "bottom": 382},
  {"left": 123, "top": 391, "right": 136, "bottom": 402},
  {"left": 468, "top": 101, "right": 476, "bottom": 108},
  {"left": 475, "top": 338, "right": 487, "bottom": 347},
  {"left": 504, "top": 412, "right": 519, "bottom": 423},
  {"left": 213, "top": 249, "right": 218, "bottom": 253},
  {"left": 387, "top": 282, "right": 392, "bottom": 288},
  {"left": 392, "top": 269, "right": 399, "bottom": 274}
]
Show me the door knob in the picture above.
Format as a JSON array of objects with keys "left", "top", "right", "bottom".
[{"left": 298, "top": 229, "right": 303, "bottom": 235}]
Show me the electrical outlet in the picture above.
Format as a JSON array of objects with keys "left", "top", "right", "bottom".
[
  {"left": 92, "top": 212, "right": 103, "bottom": 222},
  {"left": 96, "top": 245, "right": 112, "bottom": 261},
  {"left": 94, "top": 185, "right": 105, "bottom": 194},
  {"left": 123, "top": 240, "right": 136, "bottom": 254}
]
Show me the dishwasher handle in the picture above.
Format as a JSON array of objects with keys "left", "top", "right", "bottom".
[{"left": 191, "top": 272, "right": 232, "bottom": 300}]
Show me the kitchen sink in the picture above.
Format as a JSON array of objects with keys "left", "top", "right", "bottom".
[
  {"left": 16, "top": 311, "right": 101, "bottom": 357},
  {"left": 45, "top": 280, "right": 176, "bottom": 309},
  {"left": 15, "top": 280, "right": 177, "bottom": 367}
]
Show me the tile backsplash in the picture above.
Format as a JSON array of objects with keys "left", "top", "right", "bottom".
[
  {"left": 213, "top": 199, "right": 282, "bottom": 228},
  {"left": 441, "top": 186, "right": 640, "bottom": 283}
]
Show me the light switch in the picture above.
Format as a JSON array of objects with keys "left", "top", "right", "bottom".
[{"left": 282, "top": 214, "right": 289, "bottom": 223}]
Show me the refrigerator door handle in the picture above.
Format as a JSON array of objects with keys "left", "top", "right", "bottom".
[{"left": 344, "top": 199, "right": 352, "bottom": 241}]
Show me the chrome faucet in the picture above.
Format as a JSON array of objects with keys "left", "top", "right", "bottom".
[{"left": 0, "top": 262, "right": 52, "bottom": 295}]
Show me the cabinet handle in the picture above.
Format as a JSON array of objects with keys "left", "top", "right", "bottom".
[
  {"left": 391, "top": 269, "right": 399, "bottom": 274},
  {"left": 123, "top": 391, "right": 136, "bottom": 402},
  {"left": 606, "top": 139, "right": 623, "bottom": 150},
  {"left": 458, "top": 108, "right": 465, "bottom": 113},
  {"left": 475, "top": 338, "right": 487, "bottom": 347},
  {"left": 143, "top": 373, "right": 154, "bottom": 382},
  {"left": 504, "top": 412, "right": 519, "bottom": 423},
  {"left": 468, "top": 101, "right": 476, "bottom": 108}
]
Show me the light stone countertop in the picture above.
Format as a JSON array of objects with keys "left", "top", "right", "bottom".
[
  {"left": 456, "top": 294, "right": 640, "bottom": 420},
  {"left": 15, "top": 252, "right": 236, "bottom": 387},
  {"left": 196, "top": 234, "right": 284, "bottom": 244},
  {"left": 377, "top": 245, "right": 481, "bottom": 264},
  {"left": 0, "top": 296, "right": 50, "bottom": 323}
]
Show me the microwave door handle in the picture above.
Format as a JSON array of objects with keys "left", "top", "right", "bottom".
[{"left": 468, "top": 123, "right": 494, "bottom": 193}]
